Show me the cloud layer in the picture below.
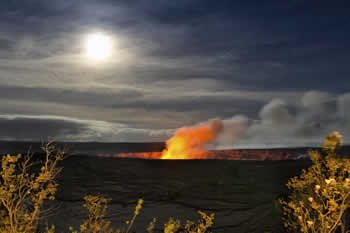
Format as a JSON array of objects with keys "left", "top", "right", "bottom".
[
  {"left": 0, "top": 91, "right": 348, "bottom": 148},
  {"left": 0, "top": 0, "right": 349, "bottom": 145},
  {"left": 0, "top": 114, "right": 172, "bottom": 142}
]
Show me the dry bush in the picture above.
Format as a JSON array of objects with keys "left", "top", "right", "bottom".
[
  {"left": 280, "top": 132, "right": 350, "bottom": 233},
  {"left": 69, "top": 195, "right": 214, "bottom": 233},
  {"left": 68, "top": 196, "right": 144, "bottom": 233},
  {"left": 0, "top": 142, "right": 66, "bottom": 233},
  {"left": 163, "top": 211, "right": 214, "bottom": 233},
  {"left": 76, "top": 195, "right": 115, "bottom": 233}
]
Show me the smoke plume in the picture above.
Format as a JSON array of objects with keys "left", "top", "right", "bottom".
[
  {"left": 217, "top": 91, "right": 350, "bottom": 148},
  {"left": 161, "top": 91, "right": 350, "bottom": 154}
]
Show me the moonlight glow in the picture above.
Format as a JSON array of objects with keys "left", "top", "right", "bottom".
[{"left": 85, "top": 33, "right": 113, "bottom": 61}]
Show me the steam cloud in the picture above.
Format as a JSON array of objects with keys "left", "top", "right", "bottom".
[
  {"left": 170, "top": 91, "right": 350, "bottom": 150},
  {"left": 215, "top": 90, "right": 350, "bottom": 148}
]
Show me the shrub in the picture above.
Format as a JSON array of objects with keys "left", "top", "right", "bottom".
[
  {"left": 71, "top": 195, "right": 214, "bottom": 233},
  {"left": 68, "top": 195, "right": 143, "bottom": 233},
  {"left": 163, "top": 211, "right": 214, "bottom": 233},
  {"left": 0, "top": 142, "right": 65, "bottom": 233},
  {"left": 280, "top": 132, "right": 350, "bottom": 233},
  {"left": 78, "top": 195, "right": 116, "bottom": 233}
]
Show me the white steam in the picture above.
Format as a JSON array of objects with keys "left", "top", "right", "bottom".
[{"left": 214, "top": 91, "right": 350, "bottom": 148}]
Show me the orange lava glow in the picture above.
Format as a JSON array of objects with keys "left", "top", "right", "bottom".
[
  {"left": 98, "top": 149, "right": 298, "bottom": 160},
  {"left": 160, "top": 119, "right": 223, "bottom": 159}
]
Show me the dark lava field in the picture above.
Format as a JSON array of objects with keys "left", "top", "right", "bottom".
[{"left": 43, "top": 156, "right": 311, "bottom": 233}]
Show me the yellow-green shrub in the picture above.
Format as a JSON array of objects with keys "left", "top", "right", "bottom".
[
  {"left": 71, "top": 195, "right": 214, "bottom": 233},
  {"left": 0, "top": 142, "right": 65, "bottom": 233},
  {"left": 280, "top": 132, "right": 350, "bottom": 233},
  {"left": 164, "top": 211, "right": 214, "bottom": 233},
  {"left": 78, "top": 195, "right": 115, "bottom": 233}
]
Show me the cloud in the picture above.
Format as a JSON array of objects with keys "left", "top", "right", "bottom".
[
  {"left": 217, "top": 115, "right": 248, "bottom": 146},
  {"left": 0, "top": 114, "right": 172, "bottom": 142},
  {"left": 1, "top": 90, "right": 350, "bottom": 147},
  {"left": 213, "top": 91, "right": 350, "bottom": 148},
  {"left": 1, "top": 0, "right": 349, "bottom": 94},
  {"left": 337, "top": 93, "right": 350, "bottom": 119},
  {"left": 246, "top": 99, "right": 295, "bottom": 141},
  {"left": 0, "top": 0, "right": 349, "bottom": 144},
  {"left": 301, "top": 91, "right": 334, "bottom": 113},
  {"left": 0, "top": 84, "right": 288, "bottom": 128},
  {"left": 0, "top": 85, "right": 144, "bottom": 107}
]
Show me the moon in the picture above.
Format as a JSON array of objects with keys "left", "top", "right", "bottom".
[{"left": 84, "top": 33, "right": 113, "bottom": 61}]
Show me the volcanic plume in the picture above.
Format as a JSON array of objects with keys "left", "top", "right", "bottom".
[
  {"left": 97, "top": 116, "right": 301, "bottom": 160},
  {"left": 160, "top": 119, "right": 223, "bottom": 159}
]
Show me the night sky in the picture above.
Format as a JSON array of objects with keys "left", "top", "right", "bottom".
[{"left": 0, "top": 0, "right": 350, "bottom": 146}]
